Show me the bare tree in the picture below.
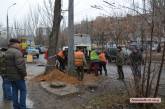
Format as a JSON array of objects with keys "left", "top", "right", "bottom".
[
  {"left": 45, "top": 0, "right": 62, "bottom": 73},
  {"left": 28, "top": 7, "right": 40, "bottom": 36},
  {"left": 38, "top": 0, "right": 54, "bottom": 27},
  {"left": 90, "top": 1, "right": 165, "bottom": 109}
]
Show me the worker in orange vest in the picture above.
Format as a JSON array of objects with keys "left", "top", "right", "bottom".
[
  {"left": 99, "top": 51, "right": 108, "bottom": 76},
  {"left": 74, "top": 48, "right": 87, "bottom": 81},
  {"left": 57, "top": 50, "right": 66, "bottom": 71}
]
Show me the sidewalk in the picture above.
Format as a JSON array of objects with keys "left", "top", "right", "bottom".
[{"left": 0, "top": 78, "right": 34, "bottom": 109}]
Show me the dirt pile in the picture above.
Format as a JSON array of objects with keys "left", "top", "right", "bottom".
[{"left": 33, "top": 69, "right": 99, "bottom": 85}]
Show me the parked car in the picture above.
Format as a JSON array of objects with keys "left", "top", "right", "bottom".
[
  {"left": 122, "top": 47, "right": 132, "bottom": 64},
  {"left": 106, "top": 47, "right": 132, "bottom": 64},
  {"left": 152, "top": 43, "right": 158, "bottom": 51},
  {"left": 36, "top": 46, "right": 47, "bottom": 54},
  {"left": 105, "top": 48, "right": 117, "bottom": 62},
  {"left": 26, "top": 47, "right": 39, "bottom": 58}
]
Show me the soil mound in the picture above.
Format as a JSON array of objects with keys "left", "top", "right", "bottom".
[{"left": 33, "top": 69, "right": 99, "bottom": 85}]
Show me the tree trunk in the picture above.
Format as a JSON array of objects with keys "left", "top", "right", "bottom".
[
  {"left": 145, "top": 18, "right": 154, "bottom": 97},
  {"left": 145, "top": 1, "right": 155, "bottom": 97},
  {"left": 45, "top": 0, "right": 62, "bottom": 73}
]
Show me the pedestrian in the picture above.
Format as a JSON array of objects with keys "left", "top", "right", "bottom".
[
  {"left": 0, "top": 44, "right": 12, "bottom": 101},
  {"left": 74, "top": 48, "right": 87, "bottom": 81},
  {"left": 44, "top": 50, "right": 48, "bottom": 60},
  {"left": 98, "top": 50, "right": 108, "bottom": 76},
  {"left": 89, "top": 49, "right": 100, "bottom": 76},
  {"left": 56, "top": 50, "right": 66, "bottom": 71},
  {"left": 157, "top": 43, "right": 161, "bottom": 53},
  {"left": 5, "top": 38, "right": 27, "bottom": 109},
  {"left": 129, "top": 47, "right": 143, "bottom": 78},
  {"left": 116, "top": 46, "right": 124, "bottom": 80},
  {"left": 130, "top": 47, "right": 143, "bottom": 95}
]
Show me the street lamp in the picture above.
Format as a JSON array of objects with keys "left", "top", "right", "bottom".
[{"left": 7, "top": 3, "right": 16, "bottom": 42}]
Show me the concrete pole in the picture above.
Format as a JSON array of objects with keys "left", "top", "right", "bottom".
[
  {"left": 141, "top": 0, "right": 146, "bottom": 46},
  {"left": 67, "top": 0, "right": 75, "bottom": 73},
  {"left": 6, "top": 3, "right": 16, "bottom": 42},
  {"left": 143, "top": 0, "right": 146, "bottom": 14},
  {"left": 7, "top": 14, "right": 9, "bottom": 42}
]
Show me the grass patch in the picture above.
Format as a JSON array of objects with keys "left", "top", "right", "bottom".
[{"left": 87, "top": 92, "right": 129, "bottom": 109}]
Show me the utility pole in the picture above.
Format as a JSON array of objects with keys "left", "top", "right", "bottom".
[
  {"left": 7, "top": 14, "right": 9, "bottom": 41},
  {"left": 141, "top": 0, "right": 146, "bottom": 48},
  {"left": 143, "top": 0, "right": 146, "bottom": 14},
  {"left": 7, "top": 3, "right": 16, "bottom": 42},
  {"left": 67, "top": 0, "right": 75, "bottom": 73}
]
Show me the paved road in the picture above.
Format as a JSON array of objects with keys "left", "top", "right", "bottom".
[{"left": 106, "top": 63, "right": 165, "bottom": 97}]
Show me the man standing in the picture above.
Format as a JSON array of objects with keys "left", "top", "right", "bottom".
[
  {"left": 116, "top": 46, "right": 124, "bottom": 80},
  {"left": 89, "top": 49, "right": 100, "bottom": 76},
  {"left": 74, "top": 48, "right": 87, "bottom": 80},
  {"left": 129, "top": 47, "right": 143, "bottom": 78},
  {"left": 157, "top": 43, "right": 161, "bottom": 53},
  {"left": 6, "top": 38, "right": 27, "bottom": 109},
  {"left": 0, "top": 44, "right": 12, "bottom": 101},
  {"left": 99, "top": 51, "right": 108, "bottom": 76}
]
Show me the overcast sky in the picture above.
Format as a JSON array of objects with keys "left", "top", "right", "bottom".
[{"left": 0, "top": 0, "right": 142, "bottom": 27}]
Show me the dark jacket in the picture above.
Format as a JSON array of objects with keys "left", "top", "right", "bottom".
[
  {"left": 116, "top": 51, "right": 124, "bottom": 66},
  {"left": 5, "top": 46, "right": 27, "bottom": 80},
  {"left": 129, "top": 51, "right": 142, "bottom": 66}
]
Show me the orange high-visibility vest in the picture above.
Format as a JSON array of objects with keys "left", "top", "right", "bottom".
[
  {"left": 99, "top": 52, "right": 106, "bottom": 62},
  {"left": 74, "top": 51, "right": 84, "bottom": 66},
  {"left": 57, "top": 51, "right": 65, "bottom": 59}
]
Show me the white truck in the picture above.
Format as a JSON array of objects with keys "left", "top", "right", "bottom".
[
  {"left": 63, "top": 34, "right": 91, "bottom": 59},
  {"left": 74, "top": 34, "right": 92, "bottom": 58}
]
